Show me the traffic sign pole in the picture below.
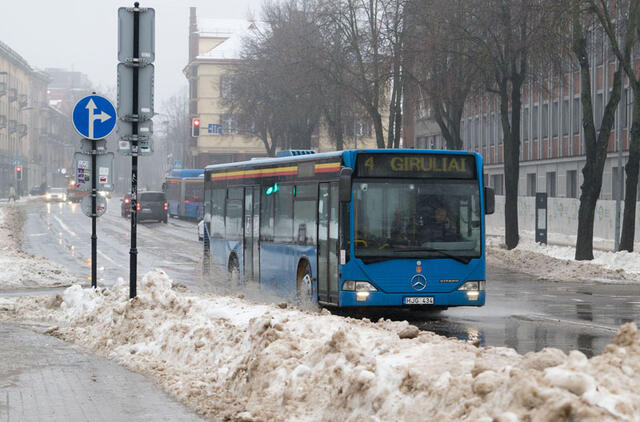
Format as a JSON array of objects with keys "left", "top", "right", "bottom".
[
  {"left": 91, "top": 138, "right": 98, "bottom": 288},
  {"left": 129, "top": 2, "right": 140, "bottom": 299}
]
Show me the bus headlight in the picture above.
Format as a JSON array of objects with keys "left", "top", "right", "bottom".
[
  {"left": 343, "top": 281, "right": 377, "bottom": 302},
  {"left": 457, "top": 281, "right": 485, "bottom": 301},
  {"left": 343, "top": 281, "right": 378, "bottom": 292}
]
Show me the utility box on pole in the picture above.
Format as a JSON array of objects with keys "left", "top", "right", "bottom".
[{"left": 535, "top": 192, "right": 548, "bottom": 245}]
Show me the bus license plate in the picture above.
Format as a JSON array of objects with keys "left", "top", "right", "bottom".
[{"left": 405, "top": 297, "right": 434, "bottom": 305}]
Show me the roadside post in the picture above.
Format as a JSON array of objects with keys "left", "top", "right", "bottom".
[
  {"left": 117, "top": 3, "right": 155, "bottom": 298},
  {"left": 535, "top": 192, "right": 548, "bottom": 245},
  {"left": 72, "top": 94, "right": 117, "bottom": 288}
]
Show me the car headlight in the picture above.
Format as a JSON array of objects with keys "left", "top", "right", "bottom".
[{"left": 99, "top": 191, "right": 107, "bottom": 197}]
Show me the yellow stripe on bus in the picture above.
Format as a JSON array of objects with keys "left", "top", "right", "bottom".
[{"left": 211, "top": 166, "right": 298, "bottom": 180}]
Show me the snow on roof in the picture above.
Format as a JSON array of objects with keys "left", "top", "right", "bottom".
[{"left": 196, "top": 19, "right": 261, "bottom": 61}]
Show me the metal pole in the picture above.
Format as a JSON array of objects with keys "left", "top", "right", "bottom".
[
  {"left": 129, "top": 2, "right": 140, "bottom": 299},
  {"left": 354, "top": 115, "right": 358, "bottom": 149},
  {"left": 614, "top": 7, "right": 624, "bottom": 252},
  {"left": 91, "top": 138, "right": 97, "bottom": 288}
]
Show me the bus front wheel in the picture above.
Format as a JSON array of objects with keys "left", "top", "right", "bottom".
[{"left": 297, "top": 260, "right": 313, "bottom": 304}]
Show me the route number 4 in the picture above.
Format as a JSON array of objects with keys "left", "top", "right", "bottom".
[{"left": 365, "top": 157, "right": 374, "bottom": 170}]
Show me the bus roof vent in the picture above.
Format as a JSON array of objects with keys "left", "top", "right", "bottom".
[{"left": 276, "top": 149, "right": 317, "bottom": 157}]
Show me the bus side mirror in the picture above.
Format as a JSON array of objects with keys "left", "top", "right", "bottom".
[
  {"left": 484, "top": 187, "right": 495, "bottom": 215},
  {"left": 339, "top": 167, "right": 353, "bottom": 202}
]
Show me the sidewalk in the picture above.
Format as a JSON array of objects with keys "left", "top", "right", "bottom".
[{"left": 0, "top": 321, "right": 206, "bottom": 422}]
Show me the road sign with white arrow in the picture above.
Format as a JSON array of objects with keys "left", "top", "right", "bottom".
[{"left": 72, "top": 95, "right": 117, "bottom": 140}]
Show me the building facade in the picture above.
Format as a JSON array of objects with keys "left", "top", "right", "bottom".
[{"left": 409, "top": 33, "right": 640, "bottom": 203}]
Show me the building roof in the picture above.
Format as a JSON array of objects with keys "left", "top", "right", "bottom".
[
  {"left": 196, "top": 19, "right": 260, "bottom": 61},
  {"left": 0, "top": 40, "right": 32, "bottom": 71}
]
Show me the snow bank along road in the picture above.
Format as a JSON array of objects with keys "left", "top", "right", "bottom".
[
  {"left": 1, "top": 271, "right": 639, "bottom": 421},
  {"left": 2, "top": 200, "right": 640, "bottom": 420}
]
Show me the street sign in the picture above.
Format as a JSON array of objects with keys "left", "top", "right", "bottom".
[
  {"left": 173, "top": 160, "right": 183, "bottom": 169},
  {"left": 208, "top": 123, "right": 222, "bottom": 134},
  {"left": 81, "top": 194, "right": 107, "bottom": 218},
  {"left": 73, "top": 152, "right": 115, "bottom": 192},
  {"left": 117, "top": 118, "right": 153, "bottom": 141},
  {"left": 72, "top": 95, "right": 117, "bottom": 140},
  {"left": 12, "top": 157, "right": 22, "bottom": 166},
  {"left": 118, "top": 6, "right": 155, "bottom": 64},
  {"left": 80, "top": 139, "right": 108, "bottom": 155},
  {"left": 117, "top": 139, "right": 153, "bottom": 156},
  {"left": 117, "top": 63, "right": 154, "bottom": 121}
]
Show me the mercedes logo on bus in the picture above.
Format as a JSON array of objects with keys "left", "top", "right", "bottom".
[{"left": 410, "top": 274, "right": 427, "bottom": 291}]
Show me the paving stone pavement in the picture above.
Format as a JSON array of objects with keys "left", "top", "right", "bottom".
[{"left": 0, "top": 322, "right": 207, "bottom": 422}]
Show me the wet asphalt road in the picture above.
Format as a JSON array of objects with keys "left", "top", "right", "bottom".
[{"left": 19, "top": 199, "right": 640, "bottom": 357}]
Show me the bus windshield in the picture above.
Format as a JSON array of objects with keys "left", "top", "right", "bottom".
[{"left": 353, "top": 179, "right": 482, "bottom": 260}]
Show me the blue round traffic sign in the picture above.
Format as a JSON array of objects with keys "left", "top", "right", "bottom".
[{"left": 72, "top": 95, "right": 117, "bottom": 140}]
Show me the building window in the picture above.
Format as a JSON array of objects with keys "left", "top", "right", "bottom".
[
  {"left": 552, "top": 101, "right": 559, "bottom": 137},
  {"left": 573, "top": 98, "right": 581, "bottom": 134},
  {"left": 562, "top": 99, "right": 569, "bottom": 136},
  {"left": 527, "top": 173, "right": 537, "bottom": 196},
  {"left": 612, "top": 166, "right": 625, "bottom": 200},
  {"left": 220, "top": 74, "right": 233, "bottom": 98},
  {"left": 595, "top": 92, "right": 603, "bottom": 130},
  {"left": 490, "top": 174, "right": 504, "bottom": 195},
  {"left": 532, "top": 105, "right": 539, "bottom": 139},
  {"left": 221, "top": 114, "right": 238, "bottom": 134},
  {"left": 566, "top": 170, "right": 577, "bottom": 198},
  {"left": 621, "top": 87, "right": 628, "bottom": 129},
  {"left": 542, "top": 103, "right": 549, "bottom": 138},
  {"left": 522, "top": 109, "right": 529, "bottom": 141},
  {"left": 546, "top": 172, "right": 556, "bottom": 197}
]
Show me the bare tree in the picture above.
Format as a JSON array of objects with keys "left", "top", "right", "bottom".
[
  {"left": 225, "top": 0, "right": 324, "bottom": 156},
  {"left": 456, "top": 0, "right": 566, "bottom": 250},
  {"left": 406, "top": 0, "right": 479, "bottom": 150},
  {"left": 317, "top": 0, "right": 407, "bottom": 148},
  {"left": 589, "top": 0, "right": 640, "bottom": 252},
  {"left": 571, "top": 1, "right": 623, "bottom": 260}
]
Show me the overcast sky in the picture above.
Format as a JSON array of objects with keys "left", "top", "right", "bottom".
[{"left": 0, "top": 0, "right": 262, "bottom": 113}]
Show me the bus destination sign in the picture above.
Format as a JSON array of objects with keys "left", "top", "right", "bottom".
[{"left": 356, "top": 153, "right": 476, "bottom": 179}]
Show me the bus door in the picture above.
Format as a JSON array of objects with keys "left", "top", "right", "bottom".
[
  {"left": 318, "top": 182, "right": 339, "bottom": 304},
  {"left": 243, "top": 187, "right": 259, "bottom": 280}
]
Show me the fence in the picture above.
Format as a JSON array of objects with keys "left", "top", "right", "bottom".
[{"left": 486, "top": 195, "right": 640, "bottom": 249}]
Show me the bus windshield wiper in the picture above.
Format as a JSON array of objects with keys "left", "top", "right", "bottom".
[{"left": 392, "top": 247, "right": 472, "bottom": 264}]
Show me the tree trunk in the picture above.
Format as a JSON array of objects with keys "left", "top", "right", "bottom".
[
  {"left": 619, "top": 85, "right": 640, "bottom": 251},
  {"left": 574, "top": 40, "right": 622, "bottom": 259},
  {"left": 501, "top": 77, "right": 523, "bottom": 250},
  {"left": 371, "top": 109, "right": 385, "bottom": 148}
]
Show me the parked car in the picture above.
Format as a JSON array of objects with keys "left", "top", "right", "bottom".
[
  {"left": 121, "top": 193, "right": 132, "bottom": 217},
  {"left": 30, "top": 186, "right": 45, "bottom": 196},
  {"left": 45, "top": 187, "right": 67, "bottom": 202},
  {"left": 136, "top": 191, "right": 168, "bottom": 223}
]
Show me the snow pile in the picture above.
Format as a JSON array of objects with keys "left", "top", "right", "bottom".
[
  {"left": 3, "top": 270, "right": 640, "bottom": 421},
  {"left": 0, "top": 206, "right": 80, "bottom": 289},
  {"left": 486, "top": 237, "right": 640, "bottom": 284}
]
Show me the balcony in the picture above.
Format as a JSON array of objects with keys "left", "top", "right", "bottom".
[
  {"left": 0, "top": 115, "right": 6, "bottom": 129},
  {"left": 18, "top": 94, "right": 28, "bottom": 109},
  {"left": 8, "top": 88, "right": 17, "bottom": 102},
  {"left": 8, "top": 120, "right": 16, "bottom": 134}
]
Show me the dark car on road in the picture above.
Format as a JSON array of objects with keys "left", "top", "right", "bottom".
[
  {"left": 121, "top": 193, "right": 132, "bottom": 217},
  {"left": 136, "top": 191, "right": 168, "bottom": 223}
]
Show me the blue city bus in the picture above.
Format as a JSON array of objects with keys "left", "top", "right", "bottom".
[
  {"left": 202, "top": 149, "right": 494, "bottom": 309},
  {"left": 164, "top": 169, "right": 204, "bottom": 220}
]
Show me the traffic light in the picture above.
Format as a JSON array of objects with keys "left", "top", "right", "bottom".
[
  {"left": 191, "top": 118, "right": 201, "bottom": 137},
  {"left": 15, "top": 165, "right": 22, "bottom": 181}
]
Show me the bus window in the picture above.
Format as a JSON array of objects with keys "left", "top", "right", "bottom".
[
  {"left": 294, "top": 184, "right": 316, "bottom": 245},
  {"left": 260, "top": 187, "right": 275, "bottom": 241},
  {"left": 166, "top": 180, "right": 180, "bottom": 201},
  {"left": 211, "top": 188, "right": 226, "bottom": 238},
  {"left": 185, "top": 182, "right": 203, "bottom": 202},
  {"left": 274, "top": 185, "right": 293, "bottom": 243},
  {"left": 226, "top": 188, "right": 243, "bottom": 240}
]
